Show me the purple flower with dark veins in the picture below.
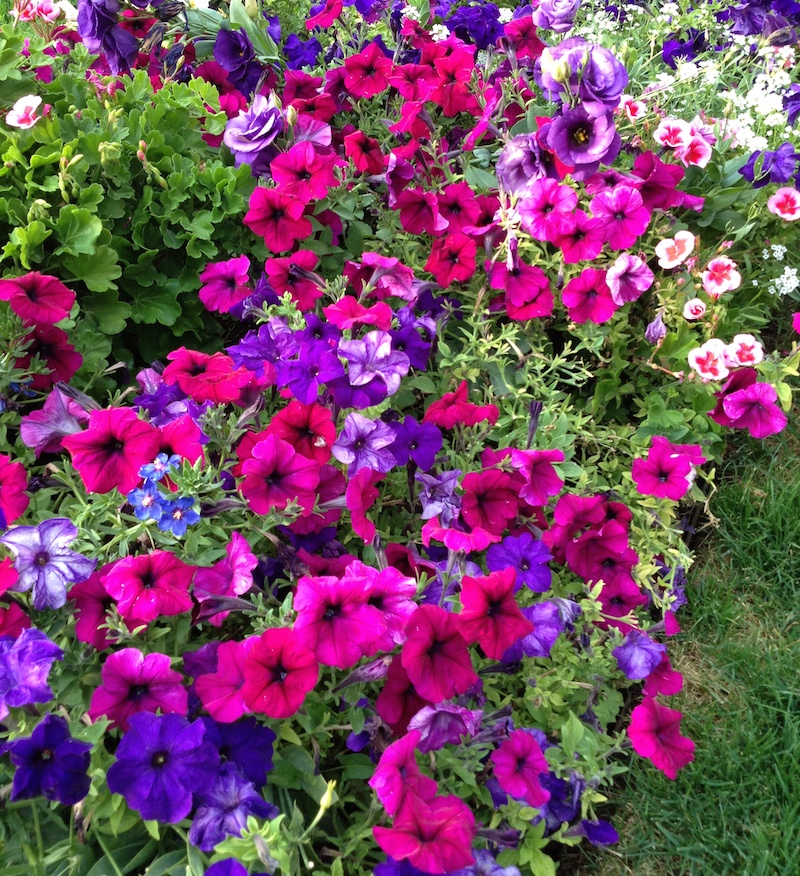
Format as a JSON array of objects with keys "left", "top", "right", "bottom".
[
  {"left": 612, "top": 630, "right": 666, "bottom": 680},
  {"left": 332, "top": 413, "right": 397, "bottom": 474},
  {"left": 189, "top": 762, "right": 277, "bottom": 851},
  {"left": 338, "top": 331, "right": 410, "bottom": 395},
  {"left": 415, "top": 469, "right": 461, "bottom": 525},
  {"left": 496, "top": 133, "right": 559, "bottom": 196},
  {"left": 19, "top": 388, "right": 90, "bottom": 457},
  {"left": 486, "top": 532, "right": 552, "bottom": 593},
  {"left": 0, "top": 628, "right": 63, "bottom": 720},
  {"left": 407, "top": 703, "right": 483, "bottom": 752},
  {"left": 544, "top": 107, "right": 621, "bottom": 180},
  {"left": 277, "top": 342, "right": 344, "bottom": 405},
  {"left": 0, "top": 519, "right": 96, "bottom": 610},
  {"left": 606, "top": 253, "right": 654, "bottom": 306}
]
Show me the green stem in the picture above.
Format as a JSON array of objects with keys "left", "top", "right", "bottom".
[
  {"left": 31, "top": 804, "right": 45, "bottom": 875},
  {"left": 93, "top": 829, "right": 125, "bottom": 876}
]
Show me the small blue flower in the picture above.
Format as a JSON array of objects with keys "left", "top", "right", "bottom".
[
  {"left": 157, "top": 498, "right": 200, "bottom": 537},
  {"left": 139, "top": 453, "right": 180, "bottom": 483},
  {"left": 127, "top": 482, "right": 164, "bottom": 522}
]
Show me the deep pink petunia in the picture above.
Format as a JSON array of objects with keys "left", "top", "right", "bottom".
[
  {"left": 489, "top": 259, "right": 553, "bottom": 321},
  {"left": 101, "top": 550, "right": 195, "bottom": 628},
  {"left": 376, "top": 658, "right": 431, "bottom": 737},
  {"left": 460, "top": 469, "right": 518, "bottom": 535},
  {"left": 518, "top": 178, "right": 577, "bottom": 243},
  {"left": 344, "top": 40, "right": 393, "bottom": 98},
  {"left": 425, "top": 233, "right": 477, "bottom": 286},
  {"left": 294, "top": 573, "right": 385, "bottom": 668},
  {"left": 589, "top": 186, "right": 651, "bottom": 250},
  {"left": 552, "top": 210, "right": 605, "bottom": 264},
  {"left": 271, "top": 142, "right": 344, "bottom": 202},
  {"left": 243, "top": 188, "right": 313, "bottom": 253},
  {"left": 360, "top": 562, "right": 418, "bottom": 652},
  {"left": 423, "top": 381, "right": 498, "bottom": 430},
  {"left": 437, "top": 183, "right": 482, "bottom": 235},
  {"left": 627, "top": 696, "right": 695, "bottom": 779},
  {"left": 642, "top": 653, "right": 684, "bottom": 697},
  {"left": 195, "top": 638, "right": 256, "bottom": 723},
  {"left": 510, "top": 448, "right": 565, "bottom": 506},
  {"left": 346, "top": 468, "right": 383, "bottom": 543},
  {"left": 263, "top": 401, "right": 335, "bottom": 465},
  {"left": 70, "top": 563, "right": 119, "bottom": 650},
  {"left": 368, "top": 730, "right": 438, "bottom": 816},
  {"left": 490, "top": 728, "right": 550, "bottom": 807},
  {"left": 401, "top": 605, "right": 478, "bottom": 703},
  {"left": 631, "top": 436, "right": 701, "bottom": 501},
  {"left": 344, "top": 131, "right": 386, "bottom": 175},
  {"left": 16, "top": 324, "right": 82, "bottom": 390},
  {"left": 596, "top": 576, "right": 649, "bottom": 632},
  {"left": 0, "top": 272, "right": 75, "bottom": 324},
  {"left": 565, "top": 519, "right": 630, "bottom": 581},
  {"left": 420, "top": 517, "right": 501, "bottom": 552},
  {"left": 194, "top": 532, "right": 257, "bottom": 626},
  {"left": 162, "top": 348, "right": 250, "bottom": 405},
  {"left": 62, "top": 407, "right": 161, "bottom": 495},
  {"left": 0, "top": 454, "right": 30, "bottom": 526},
  {"left": 241, "top": 627, "right": 319, "bottom": 719},
  {"left": 374, "top": 793, "right": 476, "bottom": 874},
  {"left": 722, "top": 382, "right": 787, "bottom": 439},
  {"left": 198, "top": 255, "right": 252, "bottom": 314},
  {"left": 562, "top": 269, "right": 617, "bottom": 324},
  {"left": 0, "top": 602, "right": 30, "bottom": 638},
  {"left": 458, "top": 568, "right": 533, "bottom": 660},
  {"left": 395, "top": 188, "right": 448, "bottom": 235},
  {"left": 264, "top": 250, "right": 323, "bottom": 311},
  {"left": 323, "top": 296, "right": 393, "bottom": 330},
  {"left": 240, "top": 434, "right": 320, "bottom": 514},
  {"left": 87, "top": 648, "right": 188, "bottom": 731}
]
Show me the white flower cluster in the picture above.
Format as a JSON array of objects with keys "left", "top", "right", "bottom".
[
  {"left": 400, "top": 4, "right": 421, "bottom": 20},
  {"left": 762, "top": 244, "right": 787, "bottom": 262},
  {"left": 768, "top": 266, "right": 800, "bottom": 297},
  {"left": 498, "top": 7, "right": 513, "bottom": 23},
  {"left": 430, "top": 23, "right": 450, "bottom": 41}
]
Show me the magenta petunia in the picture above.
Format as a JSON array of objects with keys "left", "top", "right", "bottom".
[
  {"left": 195, "top": 638, "right": 256, "bottom": 723},
  {"left": 243, "top": 187, "right": 313, "bottom": 253},
  {"left": 627, "top": 696, "right": 695, "bottom": 779},
  {"left": 0, "top": 454, "right": 30, "bottom": 526},
  {"left": 589, "top": 186, "right": 651, "bottom": 250},
  {"left": 240, "top": 434, "right": 320, "bottom": 514},
  {"left": 194, "top": 532, "right": 257, "bottom": 627},
  {"left": 510, "top": 448, "right": 565, "bottom": 506},
  {"left": 0, "top": 272, "right": 75, "bottom": 324},
  {"left": 101, "top": 551, "right": 195, "bottom": 628},
  {"left": 368, "top": 730, "right": 438, "bottom": 816},
  {"left": 62, "top": 407, "right": 161, "bottom": 495},
  {"left": 401, "top": 605, "right": 478, "bottom": 703},
  {"left": 87, "top": 648, "right": 188, "bottom": 731},
  {"left": 458, "top": 568, "right": 533, "bottom": 660},
  {"left": 631, "top": 436, "right": 700, "bottom": 501},
  {"left": 722, "top": 382, "right": 787, "bottom": 439},
  {"left": 490, "top": 728, "right": 550, "bottom": 808},
  {"left": 561, "top": 269, "right": 617, "bottom": 324},
  {"left": 198, "top": 255, "right": 252, "bottom": 314}
]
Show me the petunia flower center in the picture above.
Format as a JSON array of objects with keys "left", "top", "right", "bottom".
[
  {"left": 151, "top": 750, "right": 169, "bottom": 768},
  {"left": 34, "top": 551, "right": 50, "bottom": 567}
]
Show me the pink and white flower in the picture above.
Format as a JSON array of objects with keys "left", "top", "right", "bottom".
[
  {"left": 688, "top": 339, "right": 730, "bottom": 381},
  {"left": 653, "top": 118, "right": 691, "bottom": 149},
  {"left": 724, "top": 334, "right": 764, "bottom": 368},
  {"left": 618, "top": 94, "right": 647, "bottom": 122},
  {"left": 5, "top": 95, "right": 43, "bottom": 129},
  {"left": 767, "top": 187, "right": 800, "bottom": 222},
  {"left": 655, "top": 230, "right": 695, "bottom": 269},
  {"left": 683, "top": 298, "right": 706, "bottom": 321},
  {"left": 675, "top": 135, "right": 713, "bottom": 168},
  {"left": 701, "top": 257, "right": 741, "bottom": 298}
]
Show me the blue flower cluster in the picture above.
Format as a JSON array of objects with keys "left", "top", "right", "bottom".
[{"left": 126, "top": 453, "right": 200, "bottom": 537}]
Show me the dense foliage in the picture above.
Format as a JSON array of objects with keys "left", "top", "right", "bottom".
[{"left": 0, "top": 0, "right": 799, "bottom": 873}]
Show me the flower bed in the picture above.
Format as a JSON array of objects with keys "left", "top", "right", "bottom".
[{"left": 0, "top": 0, "right": 799, "bottom": 873}]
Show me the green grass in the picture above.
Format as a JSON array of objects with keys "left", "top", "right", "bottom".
[{"left": 583, "top": 421, "right": 800, "bottom": 876}]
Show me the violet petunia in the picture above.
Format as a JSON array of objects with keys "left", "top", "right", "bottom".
[
  {"left": 612, "top": 630, "right": 666, "bottom": 680},
  {"left": 407, "top": 703, "right": 483, "bottom": 752},
  {"left": 0, "top": 627, "right": 63, "bottom": 720},
  {"left": 19, "top": 388, "right": 91, "bottom": 457},
  {"left": 223, "top": 94, "right": 283, "bottom": 176},
  {"left": 339, "top": 331, "right": 411, "bottom": 396},
  {"left": 0, "top": 519, "right": 96, "bottom": 610},
  {"left": 544, "top": 107, "right": 621, "bottom": 180},
  {"left": 332, "top": 413, "right": 397, "bottom": 475}
]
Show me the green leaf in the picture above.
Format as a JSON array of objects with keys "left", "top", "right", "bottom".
[
  {"left": 64, "top": 245, "right": 122, "bottom": 292},
  {"left": 228, "top": 0, "right": 281, "bottom": 61},
  {"left": 128, "top": 281, "right": 182, "bottom": 326},
  {"left": 82, "top": 290, "right": 132, "bottom": 335},
  {"left": 141, "top": 850, "right": 186, "bottom": 876},
  {"left": 54, "top": 205, "right": 103, "bottom": 256}
]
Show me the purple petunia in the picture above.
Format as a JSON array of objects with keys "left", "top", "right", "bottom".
[
  {"left": 486, "top": 533, "right": 552, "bottom": 593},
  {"left": 388, "top": 417, "right": 442, "bottom": 471},
  {"left": 332, "top": 413, "right": 397, "bottom": 475},
  {"left": 200, "top": 716, "right": 276, "bottom": 789},
  {"left": 338, "top": 331, "right": 411, "bottom": 396},
  {"left": 612, "top": 630, "right": 666, "bottom": 680},
  {"left": 107, "top": 712, "right": 219, "bottom": 823},
  {"left": 5, "top": 714, "right": 92, "bottom": 806},
  {"left": 415, "top": 469, "right": 462, "bottom": 526},
  {"left": 0, "top": 628, "right": 63, "bottom": 720},
  {"left": 407, "top": 703, "right": 483, "bottom": 752},
  {"left": 0, "top": 518, "right": 96, "bottom": 610},
  {"left": 544, "top": 107, "right": 621, "bottom": 180},
  {"left": 189, "top": 762, "right": 278, "bottom": 851},
  {"left": 501, "top": 603, "right": 565, "bottom": 662},
  {"left": 223, "top": 94, "right": 284, "bottom": 176}
]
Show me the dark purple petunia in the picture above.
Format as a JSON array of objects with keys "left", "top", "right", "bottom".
[
  {"left": 200, "top": 716, "right": 276, "bottom": 788},
  {"left": 486, "top": 532, "right": 552, "bottom": 593},
  {"left": 5, "top": 714, "right": 92, "bottom": 806},
  {"left": 106, "top": 712, "right": 219, "bottom": 823},
  {"left": 389, "top": 324, "right": 432, "bottom": 370},
  {"left": 284, "top": 34, "right": 322, "bottom": 70},
  {"left": 446, "top": 2, "right": 504, "bottom": 49},
  {"left": 213, "top": 29, "right": 263, "bottom": 96},
  {"left": 564, "top": 819, "right": 619, "bottom": 845},
  {"left": 277, "top": 342, "right": 345, "bottom": 405},
  {"left": 784, "top": 84, "right": 800, "bottom": 126},
  {"left": 661, "top": 28, "right": 707, "bottom": 68},
  {"left": 189, "top": 762, "right": 278, "bottom": 852},
  {"left": 740, "top": 142, "right": 800, "bottom": 188},
  {"left": 501, "top": 602, "right": 564, "bottom": 662},
  {"left": 388, "top": 416, "right": 442, "bottom": 471},
  {"left": 536, "top": 771, "right": 584, "bottom": 833},
  {"left": 0, "top": 628, "right": 63, "bottom": 720},
  {"left": 77, "top": 0, "right": 138, "bottom": 74}
]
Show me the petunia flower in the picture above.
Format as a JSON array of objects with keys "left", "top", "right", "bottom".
[
  {"left": 199, "top": 716, "right": 276, "bottom": 788},
  {"left": 243, "top": 188, "right": 313, "bottom": 253},
  {"left": 195, "top": 638, "right": 257, "bottom": 724},
  {"left": 16, "top": 324, "right": 83, "bottom": 391},
  {"left": 0, "top": 627, "right": 62, "bottom": 720},
  {"left": 339, "top": 331, "right": 411, "bottom": 395},
  {"left": 189, "top": 762, "right": 278, "bottom": 852},
  {"left": 561, "top": 269, "right": 617, "bottom": 324},
  {"left": 107, "top": 712, "right": 220, "bottom": 823},
  {"left": 501, "top": 602, "right": 565, "bottom": 661},
  {"left": 368, "top": 730, "right": 438, "bottom": 816},
  {"left": 241, "top": 627, "right": 319, "bottom": 719},
  {"left": 87, "top": 648, "right": 188, "bottom": 731},
  {"left": 0, "top": 518, "right": 95, "bottom": 610},
  {"left": 0, "top": 272, "right": 75, "bottom": 324},
  {"left": 589, "top": 186, "right": 650, "bottom": 251},
  {"left": 240, "top": 434, "right": 321, "bottom": 514},
  {"left": 194, "top": 532, "right": 257, "bottom": 626},
  {"left": 490, "top": 729, "right": 550, "bottom": 807},
  {"left": 606, "top": 253, "right": 654, "bottom": 305},
  {"left": 486, "top": 532, "right": 552, "bottom": 593},
  {"left": 458, "top": 568, "right": 533, "bottom": 660},
  {"left": 6, "top": 714, "right": 92, "bottom": 805},
  {"left": 0, "top": 454, "right": 30, "bottom": 526},
  {"left": 627, "top": 696, "right": 695, "bottom": 779},
  {"left": 612, "top": 630, "right": 667, "bottom": 680},
  {"left": 332, "top": 413, "right": 397, "bottom": 475},
  {"left": 198, "top": 255, "right": 252, "bottom": 314},
  {"left": 19, "top": 388, "right": 91, "bottom": 457},
  {"left": 423, "top": 381, "right": 498, "bottom": 430},
  {"left": 722, "top": 382, "right": 787, "bottom": 439},
  {"left": 376, "top": 658, "right": 431, "bottom": 737},
  {"left": 62, "top": 407, "right": 161, "bottom": 495},
  {"left": 401, "top": 605, "right": 478, "bottom": 703},
  {"left": 407, "top": 703, "right": 483, "bottom": 753}
]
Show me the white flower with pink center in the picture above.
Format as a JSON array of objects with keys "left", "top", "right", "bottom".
[
  {"left": 724, "top": 334, "right": 764, "bottom": 367},
  {"left": 683, "top": 298, "right": 706, "bottom": 320},
  {"left": 675, "top": 135, "right": 713, "bottom": 168},
  {"left": 767, "top": 187, "right": 800, "bottom": 222},
  {"left": 618, "top": 94, "right": 647, "bottom": 122},
  {"left": 655, "top": 230, "right": 696, "bottom": 269},
  {"left": 653, "top": 118, "right": 691, "bottom": 149},
  {"left": 688, "top": 339, "right": 730, "bottom": 381},
  {"left": 6, "top": 95, "right": 43, "bottom": 129},
  {"left": 701, "top": 257, "right": 741, "bottom": 298}
]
